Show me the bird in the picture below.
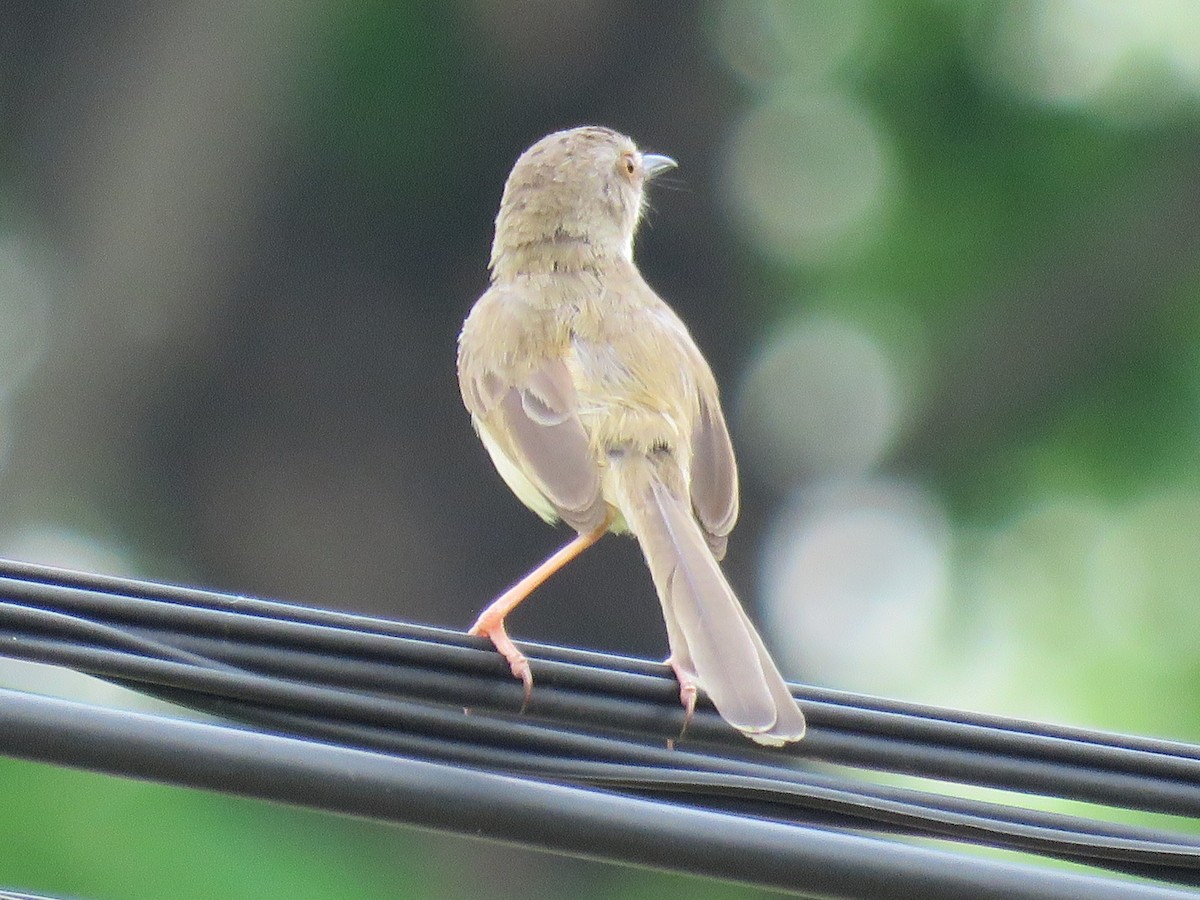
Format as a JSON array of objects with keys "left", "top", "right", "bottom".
[{"left": 456, "top": 125, "right": 806, "bottom": 746}]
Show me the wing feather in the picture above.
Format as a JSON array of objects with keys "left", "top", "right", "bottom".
[
  {"left": 459, "top": 291, "right": 608, "bottom": 534},
  {"left": 689, "top": 397, "right": 739, "bottom": 559}
]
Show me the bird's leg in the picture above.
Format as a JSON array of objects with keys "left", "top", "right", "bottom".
[
  {"left": 470, "top": 520, "right": 609, "bottom": 705},
  {"left": 666, "top": 655, "right": 699, "bottom": 746}
]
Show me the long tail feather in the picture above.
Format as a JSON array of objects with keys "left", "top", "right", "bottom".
[{"left": 616, "top": 463, "right": 806, "bottom": 745}]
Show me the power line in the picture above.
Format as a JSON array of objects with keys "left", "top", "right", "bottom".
[{"left": 0, "top": 558, "right": 1196, "bottom": 897}]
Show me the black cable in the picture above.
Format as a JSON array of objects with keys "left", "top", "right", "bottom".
[
  {"left": 6, "top": 569, "right": 1199, "bottom": 819},
  {"left": 0, "top": 557, "right": 1198, "bottom": 895},
  {"left": 0, "top": 688, "right": 1194, "bottom": 900},
  {"left": 114, "top": 681, "right": 1200, "bottom": 885}
]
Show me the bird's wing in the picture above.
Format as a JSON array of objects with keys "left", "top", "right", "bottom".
[
  {"left": 689, "top": 390, "right": 739, "bottom": 561},
  {"left": 627, "top": 295, "right": 740, "bottom": 560},
  {"left": 459, "top": 295, "right": 608, "bottom": 534}
]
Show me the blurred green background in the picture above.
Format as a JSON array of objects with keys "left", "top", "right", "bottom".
[{"left": 1, "top": 0, "right": 1199, "bottom": 897}]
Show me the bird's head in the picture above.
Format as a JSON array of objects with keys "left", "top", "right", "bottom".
[{"left": 490, "top": 126, "right": 676, "bottom": 275}]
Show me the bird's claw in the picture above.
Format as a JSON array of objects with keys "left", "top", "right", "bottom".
[
  {"left": 471, "top": 613, "right": 533, "bottom": 712},
  {"left": 667, "top": 655, "right": 699, "bottom": 747}
]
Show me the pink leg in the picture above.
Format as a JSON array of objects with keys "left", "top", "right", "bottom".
[
  {"left": 667, "top": 655, "right": 699, "bottom": 745},
  {"left": 470, "top": 523, "right": 608, "bottom": 705}
]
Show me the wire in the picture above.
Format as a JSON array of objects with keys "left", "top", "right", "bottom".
[
  {"left": 0, "top": 557, "right": 1197, "bottom": 897},
  {"left": 0, "top": 688, "right": 1193, "bottom": 900}
]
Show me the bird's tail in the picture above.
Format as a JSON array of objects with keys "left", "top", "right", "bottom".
[{"left": 613, "top": 458, "right": 806, "bottom": 745}]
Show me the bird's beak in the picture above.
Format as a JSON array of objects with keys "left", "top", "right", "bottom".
[{"left": 642, "top": 153, "right": 678, "bottom": 179}]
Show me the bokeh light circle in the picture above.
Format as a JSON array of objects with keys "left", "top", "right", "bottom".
[
  {"left": 724, "top": 89, "right": 893, "bottom": 264},
  {"left": 760, "top": 479, "right": 950, "bottom": 692},
  {"left": 736, "top": 314, "right": 901, "bottom": 486}
]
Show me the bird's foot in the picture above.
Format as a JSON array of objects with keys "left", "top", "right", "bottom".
[
  {"left": 666, "top": 655, "right": 699, "bottom": 747},
  {"left": 470, "top": 611, "right": 533, "bottom": 710}
]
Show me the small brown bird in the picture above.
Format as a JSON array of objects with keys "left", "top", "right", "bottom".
[{"left": 457, "top": 126, "right": 806, "bottom": 745}]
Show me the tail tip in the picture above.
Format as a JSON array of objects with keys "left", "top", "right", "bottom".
[{"left": 742, "top": 710, "right": 807, "bottom": 747}]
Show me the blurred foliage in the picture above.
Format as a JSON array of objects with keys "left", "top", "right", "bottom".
[
  {"left": 0, "top": 756, "right": 436, "bottom": 899},
  {"left": 304, "top": 2, "right": 468, "bottom": 193}
]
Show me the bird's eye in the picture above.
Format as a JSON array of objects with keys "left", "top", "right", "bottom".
[{"left": 621, "top": 153, "right": 637, "bottom": 177}]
